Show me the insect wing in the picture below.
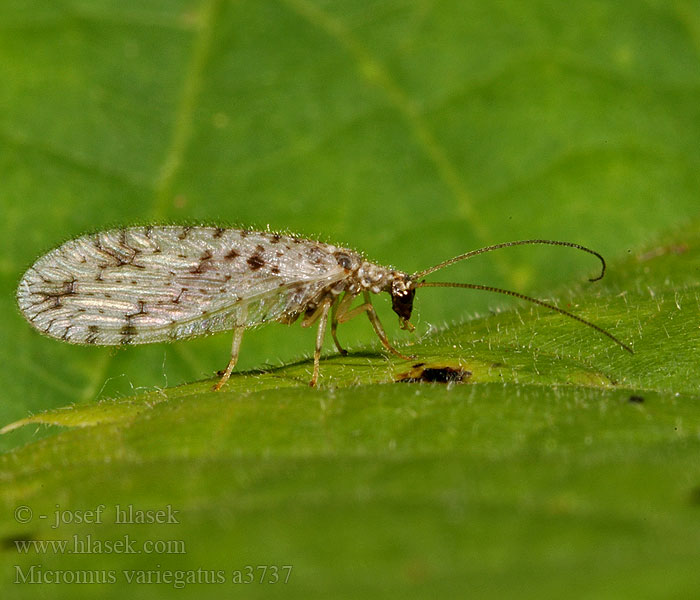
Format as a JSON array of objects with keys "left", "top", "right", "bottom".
[{"left": 17, "top": 226, "right": 349, "bottom": 345}]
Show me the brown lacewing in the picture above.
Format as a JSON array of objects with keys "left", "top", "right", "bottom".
[{"left": 16, "top": 227, "right": 632, "bottom": 388}]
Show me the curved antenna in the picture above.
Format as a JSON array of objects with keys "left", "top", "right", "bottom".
[
  {"left": 415, "top": 281, "right": 633, "bottom": 354},
  {"left": 412, "top": 240, "right": 607, "bottom": 281}
]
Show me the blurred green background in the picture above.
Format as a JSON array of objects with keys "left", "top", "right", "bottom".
[{"left": 1, "top": 1, "right": 699, "bottom": 598}]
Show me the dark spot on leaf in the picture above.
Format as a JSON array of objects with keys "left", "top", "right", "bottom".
[
  {"left": 396, "top": 364, "right": 471, "bottom": 384},
  {"left": 225, "top": 249, "right": 239, "bottom": 260},
  {"left": 628, "top": 395, "right": 644, "bottom": 403}
]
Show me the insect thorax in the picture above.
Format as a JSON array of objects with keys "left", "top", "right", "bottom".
[
  {"left": 331, "top": 253, "right": 404, "bottom": 295},
  {"left": 342, "top": 258, "right": 415, "bottom": 321}
]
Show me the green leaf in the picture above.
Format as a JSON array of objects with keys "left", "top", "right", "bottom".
[
  {"left": 2, "top": 222, "right": 699, "bottom": 598},
  {"left": 1, "top": 0, "right": 699, "bottom": 597}
]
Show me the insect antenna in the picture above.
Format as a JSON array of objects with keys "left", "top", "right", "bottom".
[
  {"left": 412, "top": 239, "right": 607, "bottom": 281},
  {"left": 411, "top": 239, "right": 632, "bottom": 354},
  {"left": 414, "top": 281, "right": 633, "bottom": 354}
]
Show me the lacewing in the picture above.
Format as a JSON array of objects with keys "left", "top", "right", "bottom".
[{"left": 17, "top": 227, "right": 632, "bottom": 388}]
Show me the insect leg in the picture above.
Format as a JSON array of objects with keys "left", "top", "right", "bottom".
[
  {"left": 360, "top": 292, "right": 414, "bottom": 361},
  {"left": 310, "top": 297, "right": 333, "bottom": 387},
  {"left": 335, "top": 291, "right": 413, "bottom": 360},
  {"left": 213, "top": 303, "right": 248, "bottom": 391},
  {"left": 212, "top": 325, "right": 246, "bottom": 391},
  {"left": 331, "top": 292, "right": 355, "bottom": 356}
]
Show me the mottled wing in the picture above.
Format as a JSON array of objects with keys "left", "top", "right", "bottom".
[{"left": 16, "top": 226, "right": 353, "bottom": 345}]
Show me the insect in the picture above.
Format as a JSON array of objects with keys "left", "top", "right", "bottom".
[{"left": 16, "top": 226, "right": 632, "bottom": 389}]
